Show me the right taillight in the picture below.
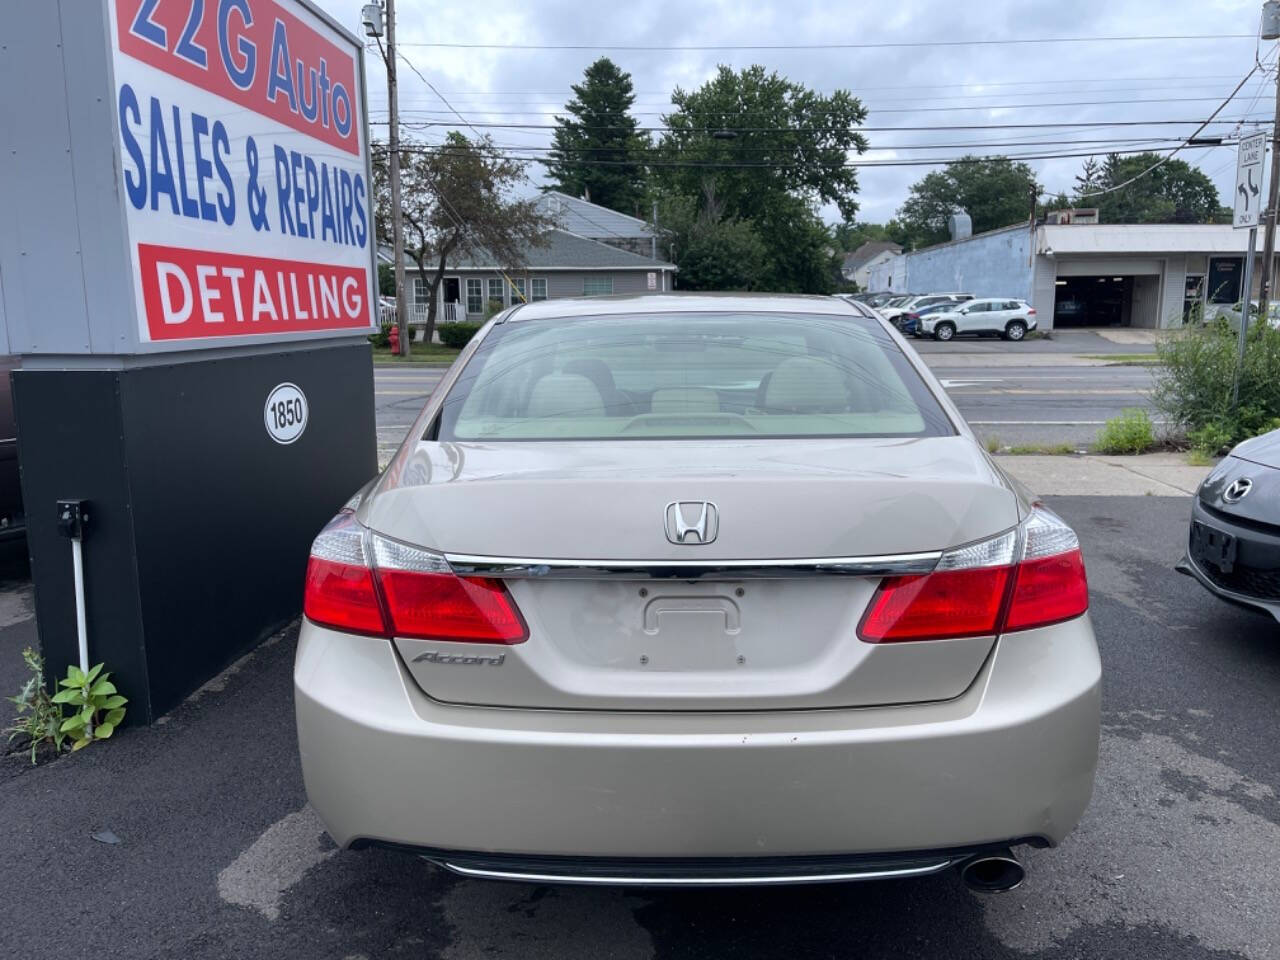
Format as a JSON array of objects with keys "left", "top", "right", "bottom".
[
  {"left": 303, "top": 514, "right": 527, "bottom": 644},
  {"left": 1004, "top": 507, "right": 1089, "bottom": 631},
  {"left": 859, "top": 506, "right": 1087, "bottom": 643}
]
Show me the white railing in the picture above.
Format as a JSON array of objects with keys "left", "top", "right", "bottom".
[{"left": 380, "top": 301, "right": 469, "bottom": 329}]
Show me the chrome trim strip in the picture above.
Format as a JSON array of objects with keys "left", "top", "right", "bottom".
[
  {"left": 444, "top": 551, "right": 942, "bottom": 580},
  {"left": 436, "top": 859, "right": 955, "bottom": 887}
]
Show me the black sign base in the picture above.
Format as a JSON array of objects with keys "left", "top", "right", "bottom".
[{"left": 13, "top": 342, "right": 377, "bottom": 722}]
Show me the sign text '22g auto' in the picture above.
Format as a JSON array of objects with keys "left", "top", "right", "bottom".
[{"left": 109, "top": 0, "right": 377, "bottom": 344}]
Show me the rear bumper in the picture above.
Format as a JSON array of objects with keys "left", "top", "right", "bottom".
[
  {"left": 295, "top": 616, "right": 1100, "bottom": 862},
  {"left": 367, "top": 842, "right": 1041, "bottom": 886}
]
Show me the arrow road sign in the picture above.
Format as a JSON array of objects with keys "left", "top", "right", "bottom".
[{"left": 1234, "top": 132, "right": 1267, "bottom": 229}]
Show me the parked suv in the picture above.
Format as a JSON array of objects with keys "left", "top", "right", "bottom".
[
  {"left": 919, "top": 299, "right": 1038, "bottom": 342},
  {"left": 882, "top": 293, "right": 973, "bottom": 329}
]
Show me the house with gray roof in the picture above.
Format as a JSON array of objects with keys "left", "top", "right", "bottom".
[
  {"left": 535, "top": 191, "right": 658, "bottom": 258},
  {"left": 381, "top": 228, "right": 676, "bottom": 325},
  {"left": 842, "top": 241, "right": 903, "bottom": 290}
]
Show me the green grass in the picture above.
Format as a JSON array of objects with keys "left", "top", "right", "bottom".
[
  {"left": 1095, "top": 408, "right": 1157, "bottom": 455},
  {"left": 1185, "top": 449, "right": 1215, "bottom": 467},
  {"left": 1081, "top": 354, "right": 1162, "bottom": 365},
  {"left": 1004, "top": 443, "right": 1078, "bottom": 456},
  {"left": 371, "top": 344, "right": 461, "bottom": 364},
  {"left": 984, "top": 436, "right": 1078, "bottom": 455}
]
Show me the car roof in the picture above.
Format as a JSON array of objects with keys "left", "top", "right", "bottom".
[{"left": 499, "top": 292, "right": 862, "bottom": 322}]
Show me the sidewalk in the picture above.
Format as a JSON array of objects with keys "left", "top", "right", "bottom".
[{"left": 995, "top": 452, "right": 1211, "bottom": 497}]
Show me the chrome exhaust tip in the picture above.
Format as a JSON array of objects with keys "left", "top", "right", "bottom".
[{"left": 959, "top": 850, "right": 1025, "bottom": 893}]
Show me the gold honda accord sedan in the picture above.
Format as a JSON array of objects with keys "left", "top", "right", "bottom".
[{"left": 295, "top": 294, "right": 1100, "bottom": 892}]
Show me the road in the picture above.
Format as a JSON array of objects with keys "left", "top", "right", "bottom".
[
  {"left": 2, "top": 495, "right": 1277, "bottom": 960},
  {"left": 373, "top": 359, "right": 1159, "bottom": 460}
]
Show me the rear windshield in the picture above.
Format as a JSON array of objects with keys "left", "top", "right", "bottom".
[{"left": 437, "top": 312, "right": 955, "bottom": 441}]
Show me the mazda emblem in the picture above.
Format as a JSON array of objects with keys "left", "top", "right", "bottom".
[
  {"left": 1222, "top": 477, "right": 1253, "bottom": 503},
  {"left": 665, "top": 501, "right": 719, "bottom": 545}
]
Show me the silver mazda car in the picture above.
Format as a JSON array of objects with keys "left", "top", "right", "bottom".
[{"left": 296, "top": 294, "right": 1099, "bottom": 892}]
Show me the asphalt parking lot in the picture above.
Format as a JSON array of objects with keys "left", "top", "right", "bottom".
[{"left": 2, "top": 495, "right": 1277, "bottom": 960}]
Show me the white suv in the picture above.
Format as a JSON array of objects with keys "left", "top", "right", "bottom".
[{"left": 919, "top": 298, "right": 1038, "bottom": 342}]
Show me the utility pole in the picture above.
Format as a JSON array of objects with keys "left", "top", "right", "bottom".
[
  {"left": 385, "top": 0, "right": 409, "bottom": 356},
  {"left": 651, "top": 200, "right": 658, "bottom": 261},
  {"left": 1255, "top": 1, "right": 1280, "bottom": 319}
]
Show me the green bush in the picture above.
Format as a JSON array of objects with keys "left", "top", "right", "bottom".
[
  {"left": 368, "top": 321, "right": 391, "bottom": 348},
  {"left": 52, "top": 663, "right": 127, "bottom": 751},
  {"left": 438, "top": 322, "right": 483, "bottom": 348},
  {"left": 1186, "top": 422, "right": 1234, "bottom": 458},
  {"left": 1096, "top": 408, "right": 1156, "bottom": 455},
  {"left": 1152, "top": 323, "right": 1280, "bottom": 448}
]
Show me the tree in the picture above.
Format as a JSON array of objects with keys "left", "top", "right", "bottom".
[
  {"left": 1078, "top": 153, "right": 1223, "bottom": 224},
  {"left": 653, "top": 65, "right": 867, "bottom": 292},
  {"left": 897, "top": 157, "right": 1040, "bottom": 249},
  {"left": 377, "top": 262, "right": 396, "bottom": 297},
  {"left": 372, "top": 133, "right": 554, "bottom": 349},
  {"left": 661, "top": 184, "right": 768, "bottom": 290},
  {"left": 1074, "top": 156, "right": 1103, "bottom": 197},
  {"left": 545, "top": 58, "right": 648, "bottom": 215}
]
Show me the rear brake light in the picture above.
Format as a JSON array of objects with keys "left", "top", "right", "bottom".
[
  {"left": 304, "top": 515, "right": 387, "bottom": 636},
  {"left": 1027, "top": 307, "right": 1037, "bottom": 315},
  {"left": 302, "top": 516, "right": 527, "bottom": 644},
  {"left": 372, "top": 536, "right": 527, "bottom": 643},
  {"left": 858, "top": 507, "right": 1087, "bottom": 643},
  {"left": 1005, "top": 507, "right": 1088, "bottom": 630}
]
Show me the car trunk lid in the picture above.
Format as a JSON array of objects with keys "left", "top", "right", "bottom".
[{"left": 366, "top": 436, "right": 1019, "bottom": 711}]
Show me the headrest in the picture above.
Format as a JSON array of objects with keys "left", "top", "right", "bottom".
[
  {"left": 526, "top": 373, "right": 606, "bottom": 419},
  {"left": 763, "top": 357, "right": 848, "bottom": 413}
]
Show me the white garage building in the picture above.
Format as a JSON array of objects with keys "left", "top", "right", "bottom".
[{"left": 899, "top": 221, "right": 1270, "bottom": 330}]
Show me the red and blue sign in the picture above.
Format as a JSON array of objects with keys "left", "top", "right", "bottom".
[{"left": 109, "top": 0, "right": 375, "bottom": 343}]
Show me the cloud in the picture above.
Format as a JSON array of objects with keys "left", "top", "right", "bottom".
[{"left": 317, "top": 0, "right": 1267, "bottom": 225}]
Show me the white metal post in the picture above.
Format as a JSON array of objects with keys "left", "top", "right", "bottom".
[{"left": 1235, "top": 227, "right": 1257, "bottom": 406}]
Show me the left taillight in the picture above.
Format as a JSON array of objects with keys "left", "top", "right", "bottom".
[
  {"left": 304, "top": 513, "right": 388, "bottom": 636},
  {"left": 303, "top": 514, "right": 528, "bottom": 644},
  {"left": 858, "top": 506, "right": 1088, "bottom": 643}
]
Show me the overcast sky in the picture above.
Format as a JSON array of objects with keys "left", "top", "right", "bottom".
[{"left": 314, "top": 0, "right": 1273, "bottom": 228}]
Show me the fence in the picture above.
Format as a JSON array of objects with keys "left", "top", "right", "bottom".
[{"left": 378, "top": 301, "right": 467, "bottom": 328}]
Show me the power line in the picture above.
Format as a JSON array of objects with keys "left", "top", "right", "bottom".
[
  {"left": 390, "top": 76, "right": 1251, "bottom": 99},
  {"left": 395, "top": 33, "right": 1255, "bottom": 52},
  {"left": 378, "top": 140, "right": 1230, "bottom": 171},
  {"left": 404, "top": 135, "right": 1204, "bottom": 156},
  {"left": 375, "top": 94, "right": 1271, "bottom": 119},
  {"left": 394, "top": 50, "right": 487, "bottom": 141},
  {"left": 371, "top": 115, "right": 1274, "bottom": 133},
  {"left": 1076, "top": 63, "right": 1261, "bottom": 199}
]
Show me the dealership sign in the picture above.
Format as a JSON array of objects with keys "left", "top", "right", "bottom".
[{"left": 107, "top": 0, "right": 376, "bottom": 343}]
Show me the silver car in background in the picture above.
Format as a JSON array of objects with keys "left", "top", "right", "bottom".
[{"left": 296, "top": 294, "right": 1099, "bottom": 891}]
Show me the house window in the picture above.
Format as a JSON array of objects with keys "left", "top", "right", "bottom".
[
  {"left": 487, "top": 277, "right": 505, "bottom": 308},
  {"left": 511, "top": 277, "right": 527, "bottom": 302},
  {"left": 531, "top": 278, "right": 548, "bottom": 301},
  {"left": 466, "top": 278, "right": 484, "bottom": 314},
  {"left": 583, "top": 276, "right": 613, "bottom": 297}
]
